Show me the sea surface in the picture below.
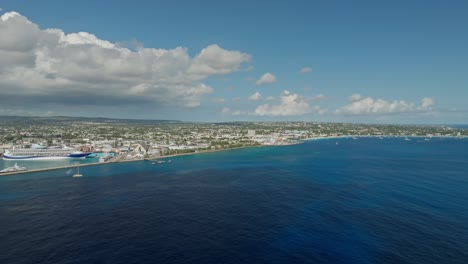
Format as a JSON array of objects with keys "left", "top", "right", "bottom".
[
  {"left": 1, "top": 137, "right": 468, "bottom": 264},
  {"left": 0, "top": 157, "right": 99, "bottom": 171}
]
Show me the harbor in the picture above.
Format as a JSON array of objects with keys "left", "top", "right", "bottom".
[{"left": 0, "top": 157, "right": 146, "bottom": 176}]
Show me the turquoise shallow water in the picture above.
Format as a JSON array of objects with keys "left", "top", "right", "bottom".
[
  {"left": 1, "top": 137, "right": 468, "bottom": 263},
  {"left": 0, "top": 157, "right": 99, "bottom": 171}
]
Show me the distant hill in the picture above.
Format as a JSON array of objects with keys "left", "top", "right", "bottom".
[{"left": 0, "top": 115, "right": 182, "bottom": 125}]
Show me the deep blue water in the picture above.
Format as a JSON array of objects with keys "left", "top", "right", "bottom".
[{"left": 1, "top": 137, "right": 468, "bottom": 264}]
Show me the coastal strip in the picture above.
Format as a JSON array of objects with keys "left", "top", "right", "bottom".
[
  {"left": 0, "top": 144, "right": 266, "bottom": 177},
  {"left": 1, "top": 135, "right": 466, "bottom": 177}
]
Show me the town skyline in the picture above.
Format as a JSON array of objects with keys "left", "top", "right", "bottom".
[
  {"left": 2, "top": 115, "right": 466, "bottom": 164},
  {"left": 0, "top": 1, "right": 467, "bottom": 124}
]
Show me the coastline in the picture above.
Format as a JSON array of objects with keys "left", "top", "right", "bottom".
[
  {"left": 304, "top": 134, "right": 468, "bottom": 141},
  {"left": 0, "top": 144, "right": 264, "bottom": 177},
  {"left": 148, "top": 144, "right": 263, "bottom": 160},
  {"left": 1, "top": 135, "right": 467, "bottom": 177}
]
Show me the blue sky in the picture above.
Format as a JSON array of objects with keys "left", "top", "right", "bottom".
[{"left": 0, "top": 0, "right": 467, "bottom": 123}]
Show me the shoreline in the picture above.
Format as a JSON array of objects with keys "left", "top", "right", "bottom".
[
  {"left": 0, "top": 144, "right": 264, "bottom": 177},
  {"left": 304, "top": 134, "right": 468, "bottom": 141},
  {"left": 147, "top": 144, "right": 263, "bottom": 160},
  {"left": 1, "top": 135, "right": 467, "bottom": 177}
]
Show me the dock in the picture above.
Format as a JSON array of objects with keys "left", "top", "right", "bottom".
[{"left": 0, "top": 158, "right": 145, "bottom": 177}]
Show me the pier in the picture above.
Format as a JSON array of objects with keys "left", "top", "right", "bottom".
[{"left": 0, "top": 158, "right": 144, "bottom": 177}]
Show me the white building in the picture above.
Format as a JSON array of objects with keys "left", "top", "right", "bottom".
[{"left": 247, "top": 130, "right": 256, "bottom": 137}]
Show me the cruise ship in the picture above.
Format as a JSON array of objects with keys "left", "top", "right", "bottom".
[{"left": 2, "top": 147, "right": 91, "bottom": 160}]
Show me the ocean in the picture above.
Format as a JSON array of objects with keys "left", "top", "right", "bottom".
[
  {"left": 1, "top": 137, "right": 468, "bottom": 264},
  {"left": 0, "top": 157, "right": 100, "bottom": 172}
]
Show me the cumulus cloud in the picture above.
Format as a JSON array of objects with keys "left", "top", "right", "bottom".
[
  {"left": 300, "top": 67, "right": 312, "bottom": 73},
  {"left": 254, "top": 90, "right": 312, "bottom": 116},
  {"left": 0, "top": 11, "right": 250, "bottom": 110},
  {"left": 189, "top": 44, "right": 251, "bottom": 78},
  {"left": 421, "top": 97, "right": 434, "bottom": 109},
  {"left": 221, "top": 107, "right": 244, "bottom": 116},
  {"left": 212, "top": 98, "right": 225, "bottom": 103},
  {"left": 338, "top": 94, "right": 435, "bottom": 115},
  {"left": 223, "top": 91, "right": 325, "bottom": 117},
  {"left": 248, "top": 91, "right": 262, "bottom": 101},
  {"left": 256, "top": 72, "right": 277, "bottom": 86},
  {"left": 311, "top": 93, "right": 327, "bottom": 101},
  {"left": 221, "top": 107, "right": 231, "bottom": 115},
  {"left": 348, "top": 94, "right": 363, "bottom": 102}
]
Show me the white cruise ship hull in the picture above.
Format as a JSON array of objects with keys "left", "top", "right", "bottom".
[{"left": 2, "top": 150, "right": 91, "bottom": 160}]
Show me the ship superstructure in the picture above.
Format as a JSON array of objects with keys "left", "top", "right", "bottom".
[{"left": 3, "top": 148, "right": 91, "bottom": 160}]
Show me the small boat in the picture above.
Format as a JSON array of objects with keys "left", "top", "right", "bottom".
[
  {"left": 72, "top": 167, "right": 82, "bottom": 177},
  {"left": 0, "top": 163, "right": 27, "bottom": 173},
  {"left": 167, "top": 160, "right": 172, "bottom": 163},
  {"left": 404, "top": 137, "right": 411, "bottom": 141}
]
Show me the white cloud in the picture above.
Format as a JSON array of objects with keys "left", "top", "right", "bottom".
[
  {"left": 248, "top": 91, "right": 262, "bottom": 101},
  {"left": 317, "top": 108, "right": 328, "bottom": 115},
  {"left": 224, "top": 91, "right": 325, "bottom": 117},
  {"left": 420, "top": 97, "right": 434, "bottom": 109},
  {"left": 189, "top": 44, "right": 251, "bottom": 79},
  {"left": 232, "top": 97, "right": 241, "bottom": 102},
  {"left": 221, "top": 107, "right": 244, "bottom": 116},
  {"left": 0, "top": 11, "right": 250, "bottom": 109},
  {"left": 348, "top": 94, "right": 363, "bottom": 102},
  {"left": 256, "top": 72, "right": 277, "bottom": 86},
  {"left": 221, "top": 107, "right": 231, "bottom": 115},
  {"left": 338, "top": 95, "right": 435, "bottom": 115},
  {"left": 212, "top": 98, "right": 225, "bottom": 103},
  {"left": 312, "top": 93, "right": 326, "bottom": 101},
  {"left": 254, "top": 90, "right": 312, "bottom": 116},
  {"left": 300, "top": 67, "right": 312, "bottom": 73}
]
